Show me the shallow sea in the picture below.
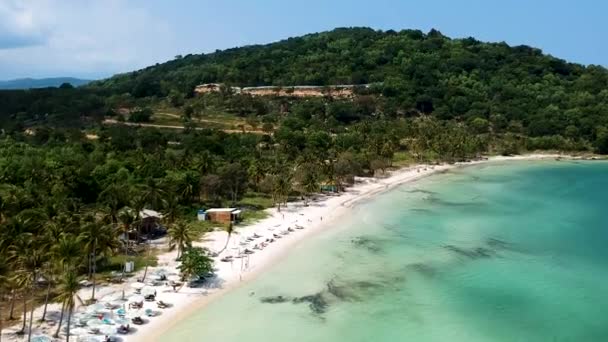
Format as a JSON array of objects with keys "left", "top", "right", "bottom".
[{"left": 163, "top": 161, "right": 608, "bottom": 341}]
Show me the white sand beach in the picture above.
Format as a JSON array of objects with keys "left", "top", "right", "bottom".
[{"left": 1, "top": 154, "right": 570, "bottom": 342}]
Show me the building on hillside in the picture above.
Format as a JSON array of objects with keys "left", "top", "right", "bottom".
[{"left": 199, "top": 208, "right": 242, "bottom": 224}]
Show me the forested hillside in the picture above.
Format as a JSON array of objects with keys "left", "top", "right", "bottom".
[
  {"left": 90, "top": 27, "right": 608, "bottom": 143},
  {"left": 1, "top": 27, "right": 605, "bottom": 147}
]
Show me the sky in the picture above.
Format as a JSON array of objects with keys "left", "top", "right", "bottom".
[{"left": 0, "top": 0, "right": 606, "bottom": 80}]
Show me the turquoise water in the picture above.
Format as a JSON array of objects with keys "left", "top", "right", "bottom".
[{"left": 163, "top": 161, "right": 608, "bottom": 341}]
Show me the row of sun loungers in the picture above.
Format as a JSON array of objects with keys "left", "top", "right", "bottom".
[{"left": 219, "top": 225, "right": 307, "bottom": 261}]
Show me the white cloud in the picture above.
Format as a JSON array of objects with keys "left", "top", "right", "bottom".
[
  {"left": 0, "top": 0, "right": 50, "bottom": 49},
  {"left": 0, "top": 0, "right": 178, "bottom": 79}
]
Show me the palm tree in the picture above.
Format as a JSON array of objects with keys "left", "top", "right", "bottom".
[
  {"left": 20, "top": 249, "right": 45, "bottom": 342},
  {"left": 0, "top": 254, "right": 10, "bottom": 342},
  {"left": 162, "top": 195, "right": 180, "bottom": 226},
  {"left": 297, "top": 164, "right": 319, "bottom": 206},
  {"left": 194, "top": 150, "right": 215, "bottom": 175},
  {"left": 54, "top": 270, "right": 81, "bottom": 342},
  {"left": 39, "top": 261, "right": 56, "bottom": 322},
  {"left": 98, "top": 183, "right": 128, "bottom": 225},
  {"left": 52, "top": 234, "right": 82, "bottom": 271},
  {"left": 117, "top": 207, "right": 137, "bottom": 280},
  {"left": 81, "top": 220, "right": 117, "bottom": 302},
  {"left": 140, "top": 178, "right": 166, "bottom": 211},
  {"left": 217, "top": 223, "right": 234, "bottom": 254},
  {"left": 168, "top": 221, "right": 197, "bottom": 259},
  {"left": 8, "top": 232, "right": 37, "bottom": 335}
]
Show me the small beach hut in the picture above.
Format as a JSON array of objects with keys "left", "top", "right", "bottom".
[
  {"left": 202, "top": 208, "right": 242, "bottom": 224},
  {"left": 139, "top": 209, "right": 164, "bottom": 235}
]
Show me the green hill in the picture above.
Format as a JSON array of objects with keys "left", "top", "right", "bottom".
[
  {"left": 2, "top": 27, "right": 608, "bottom": 150},
  {"left": 90, "top": 27, "right": 608, "bottom": 138}
]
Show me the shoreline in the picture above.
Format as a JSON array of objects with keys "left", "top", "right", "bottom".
[
  {"left": 130, "top": 153, "right": 570, "bottom": 342},
  {"left": 1, "top": 153, "right": 583, "bottom": 342}
]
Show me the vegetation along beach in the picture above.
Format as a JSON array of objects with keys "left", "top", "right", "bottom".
[{"left": 1, "top": 9, "right": 608, "bottom": 342}]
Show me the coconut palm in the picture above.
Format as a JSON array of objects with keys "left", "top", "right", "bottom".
[
  {"left": 117, "top": 207, "right": 137, "bottom": 280},
  {"left": 80, "top": 219, "right": 117, "bottom": 302},
  {"left": 0, "top": 253, "right": 10, "bottom": 342},
  {"left": 296, "top": 164, "right": 320, "bottom": 206},
  {"left": 139, "top": 178, "right": 166, "bottom": 211},
  {"left": 98, "top": 183, "right": 129, "bottom": 225},
  {"left": 19, "top": 249, "right": 45, "bottom": 342},
  {"left": 8, "top": 232, "right": 37, "bottom": 335},
  {"left": 39, "top": 261, "right": 56, "bottom": 322},
  {"left": 168, "top": 221, "right": 197, "bottom": 259},
  {"left": 51, "top": 234, "right": 82, "bottom": 270},
  {"left": 54, "top": 270, "right": 81, "bottom": 342},
  {"left": 162, "top": 195, "right": 180, "bottom": 226},
  {"left": 217, "top": 223, "right": 234, "bottom": 254}
]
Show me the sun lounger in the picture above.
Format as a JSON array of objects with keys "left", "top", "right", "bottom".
[{"left": 131, "top": 317, "right": 144, "bottom": 325}]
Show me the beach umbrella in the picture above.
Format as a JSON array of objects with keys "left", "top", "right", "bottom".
[
  {"left": 72, "top": 312, "right": 90, "bottom": 325},
  {"left": 31, "top": 335, "right": 53, "bottom": 342},
  {"left": 99, "top": 325, "right": 117, "bottom": 336},
  {"left": 86, "top": 319, "right": 102, "bottom": 329},
  {"left": 107, "top": 292, "right": 128, "bottom": 302},
  {"left": 128, "top": 309, "right": 145, "bottom": 318},
  {"left": 86, "top": 303, "right": 105, "bottom": 314},
  {"left": 141, "top": 286, "right": 156, "bottom": 296},
  {"left": 130, "top": 282, "right": 146, "bottom": 290},
  {"left": 70, "top": 328, "right": 90, "bottom": 336},
  {"left": 128, "top": 295, "right": 144, "bottom": 303},
  {"left": 115, "top": 317, "right": 130, "bottom": 326},
  {"left": 109, "top": 299, "right": 125, "bottom": 308},
  {"left": 153, "top": 268, "right": 168, "bottom": 276}
]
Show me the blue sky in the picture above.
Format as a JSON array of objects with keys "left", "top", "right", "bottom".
[{"left": 0, "top": 0, "right": 606, "bottom": 80}]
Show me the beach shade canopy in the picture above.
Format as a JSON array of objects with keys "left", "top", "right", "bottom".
[
  {"left": 86, "top": 319, "right": 103, "bottom": 329},
  {"left": 31, "top": 335, "right": 53, "bottom": 342},
  {"left": 153, "top": 268, "right": 168, "bottom": 276},
  {"left": 141, "top": 286, "right": 156, "bottom": 296},
  {"left": 72, "top": 312, "right": 90, "bottom": 324},
  {"left": 86, "top": 303, "right": 106, "bottom": 314},
  {"left": 115, "top": 317, "right": 130, "bottom": 326},
  {"left": 77, "top": 335, "right": 102, "bottom": 342},
  {"left": 99, "top": 325, "right": 117, "bottom": 336},
  {"left": 109, "top": 299, "right": 125, "bottom": 308},
  {"left": 130, "top": 282, "right": 146, "bottom": 290},
  {"left": 128, "top": 295, "right": 145, "bottom": 303},
  {"left": 69, "top": 328, "right": 90, "bottom": 336},
  {"left": 128, "top": 309, "right": 145, "bottom": 318}
]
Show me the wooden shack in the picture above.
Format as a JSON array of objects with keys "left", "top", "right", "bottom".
[{"left": 203, "top": 208, "right": 242, "bottom": 224}]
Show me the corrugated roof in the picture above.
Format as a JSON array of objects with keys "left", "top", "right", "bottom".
[{"left": 205, "top": 208, "right": 238, "bottom": 213}]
